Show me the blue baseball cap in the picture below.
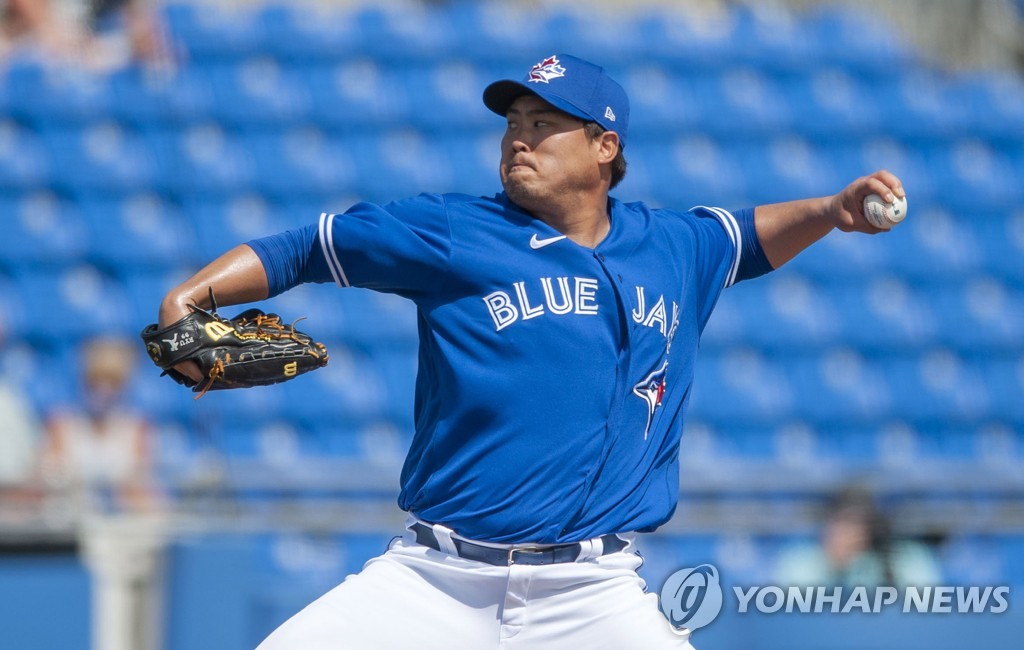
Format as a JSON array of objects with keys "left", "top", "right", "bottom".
[{"left": 483, "top": 54, "right": 630, "bottom": 147}]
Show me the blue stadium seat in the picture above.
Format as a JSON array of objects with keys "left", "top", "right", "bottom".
[
  {"left": 983, "top": 358, "right": 1024, "bottom": 425},
  {"left": 928, "top": 278, "right": 1024, "bottom": 351},
  {"left": 780, "top": 69, "right": 886, "bottom": 136},
  {"left": 629, "top": 5, "right": 740, "bottom": 70},
  {"left": 341, "top": 130, "right": 455, "bottom": 200},
  {"left": 106, "top": 66, "right": 214, "bottom": 125},
  {"left": 0, "top": 272, "right": 29, "bottom": 340},
  {"left": 146, "top": 123, "right": 259, "bottom": 195},
  {"left": 688, "top": 347, "right": 796, "bottom": 426},
  {"left": 184, "top": 193, "right": 297, "bottom": 261},
  {"left": 618, "top": 65, "right": 704, "bottom": 138},
  {"left": 440, "top": 3, "right": 552, "bottom": 64},
  {"left": 247, "top": 128, "right": 356, "bottom": 198},
  {"left": 880, "top": 350, "right": 995, "bottom": 424},
  {"left": 868, "top": 71, "right": 972, "bottom": 138},
  {"left": 690, "top": 68, "right": 796, "bottom": 136},
  {"left": 881, "top": 206, "right": 985, "bottom": 281},
  {"left": 0, "top": 58, "right": 111, "bottom": 125},
  {"left": 974, "top": 209, "right": 1024, "bottom": 283},
  {"left": 919, "top": 139, "right": 1023, "bottom": 211},
  {"left": 256, "top": 2, "right": 358, "bottom": 62},
  {"left": 397, "top": 63, "right": 496, "bottom": 132},
  {"left": 302, "top": 61, "right": 412, "bottom": 130},
  {"left": 441, "top": 133, "right": 503, "bottom": 199},
  {"left": 826, "top": 277, "right": 941, "bottom": 352},
  {"left": 0, "top": 120, "right": 51, "bottom": 190},
  {"left": 804, "top": 5, "right": 914, "bottom": 74},
  {"left": 0, "top": 191, "right": 90, "bottom": 267},
  {"left": 634, "top": 136, "right": 749, "bottom": 209},
  {"left": 0, "top": 342, "right": 73, "bottom": 414},
  {"left": 952, "top": 72, "right": 1024, "bottom": 143},
  {"left": 40, "top": 123, "right": 165, "bottom": 193},
  {"left": 199, "top": 60, "right": 312, "bottom": 127},
  {"left": 789, "top": 348, "right": 895, "bottom": 425},
  {"left": 162, "top": 1, "right": 264, "bottom": 61},
  {"left": 11, "top": 265, "right": 136, "bottom": 343},
  {"left": 81, "top": 193, "right": 202, "bottom": 271},
  {"left": 733, "top": 136, "right": 846, "bottom": 205}
]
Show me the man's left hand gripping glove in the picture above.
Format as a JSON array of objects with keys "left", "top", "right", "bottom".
[{"left": 141, "top": 295, "right": 329, "bottom": 398}]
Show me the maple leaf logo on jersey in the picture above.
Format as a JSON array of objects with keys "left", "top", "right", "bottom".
[
  {"left": 633, "top": 360, "right": 668, "bottom": 440},
  {"left": 528, "top": 56, "right": 567, "bottom": 84}
]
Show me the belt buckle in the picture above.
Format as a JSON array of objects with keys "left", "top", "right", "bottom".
[{"left": 508, "top": 545, "right": 545, "bottom": 566}]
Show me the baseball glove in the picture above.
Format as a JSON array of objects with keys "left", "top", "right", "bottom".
[{"left": 141, "top": 293, "right": 328, "bottom": 398}]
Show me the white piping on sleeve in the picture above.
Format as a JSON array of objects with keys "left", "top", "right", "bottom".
[
  {"left": 318, "top": 212, "right": 350, "bottom": 288},
  {"left": 692, "top": 205, "right": 742, "bottom": 288}
]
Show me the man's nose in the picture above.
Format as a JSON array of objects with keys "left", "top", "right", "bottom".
[{"left": 510, "top": 137, "right": 530, "bottom": 153}]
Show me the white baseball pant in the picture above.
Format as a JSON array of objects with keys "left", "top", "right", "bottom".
[{"left": 257, "top": 520, "right": 695, "bottom": 650}]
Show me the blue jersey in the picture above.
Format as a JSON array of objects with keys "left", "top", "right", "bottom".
[{"left": 250, "top": 192, "right": 769, "bottom": 544}]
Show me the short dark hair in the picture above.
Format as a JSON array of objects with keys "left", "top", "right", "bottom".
[{"left": 584, "top": 121, "right": 627, "bottom": 189}]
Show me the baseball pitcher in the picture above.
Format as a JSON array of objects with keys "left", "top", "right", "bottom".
[{"left": 152, "top": 54, "right": 905, "bottom": 649}]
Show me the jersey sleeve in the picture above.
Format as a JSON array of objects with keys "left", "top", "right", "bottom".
[
  {"left": 687, "top": 205, "right": 771, "bottom": 326},
  {"left": 316, "top": 193, "right": 451, "bottom": 297},
  {"left": 248, "top": 193, "right": 452, "bottom": 300}
]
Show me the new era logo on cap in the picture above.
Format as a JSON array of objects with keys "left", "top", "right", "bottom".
[{"left": 482, "top": 53, "right": 630, "bottom": 146}]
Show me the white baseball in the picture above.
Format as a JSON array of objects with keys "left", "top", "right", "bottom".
[{"left": 862, "top": 193, "right": 908, "bottom": 230}]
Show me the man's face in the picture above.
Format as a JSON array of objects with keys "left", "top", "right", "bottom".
[{"left": 499, "top": 94, "right": 603, "bottom": 212}]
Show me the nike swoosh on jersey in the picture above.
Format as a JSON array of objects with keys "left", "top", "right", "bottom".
[{"left": 529, "top": 234, "right": 567, "bottom": 250}]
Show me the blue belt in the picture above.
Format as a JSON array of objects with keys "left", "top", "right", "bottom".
[{"left": 411, "top": 522, "right": 628, "bottom": 566}]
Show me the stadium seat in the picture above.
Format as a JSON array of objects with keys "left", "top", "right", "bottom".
[
  {"left": 302, "top": 61, "right": 412, "bottom": 130},
  {"left": 789, "top": 348, "right": 896, "bottom": 425},
  {"left": 184, "top": 193, "right": 296, "bottom": 261},
  {"left": 803, "top": 5, "right": 914, "bottom": 74},
  {"left": 147, "top": 123, "right": 259, "bottom": 195},
  {"left": 780, "top": 69, "right": 887, "bottom": 136},
  {"left": 247, "top": 128, "right": 356, "bottom": 198},
  {"left": 199, "top": 60, "right": 313, "bottom": 127},
  {"left": 106, "top": 66, "right": 214, "bottom": 126},
  {"left": 81, "top": 193, "right": 202, "bottom": 271},
  {"left": 396, "top": 63, "right": 496, "bottom": 132},
  {"left": 0, "top": 120, "right": 51, "bottom": 190},
  {"left": 40, "top": 122, "right": 165, "bottom": 193},
  {"left": 0, "top": 191, "right": 90, "bottom": 267},
  {"left": 256, "top": 2, "right": 358, "bottom": 62},
  {"left": 10, "top": 264, "right": 135, "bottom": 344},
  {"left": 0, "top": 57, "right": 110, "bottom": 125},
  {"left": 161, "top": 1, "right": 264, "bottom": 61}
]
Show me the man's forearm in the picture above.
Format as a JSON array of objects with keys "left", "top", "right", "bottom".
[
  {"left": 159, "top": 244, "right": 270, "bottom": 327},
  {"left": 752, "top": 171, "right": 906, "bottom": 270},
  {"left": 754, "top": 196, "right": 835, "bottom": 270}
]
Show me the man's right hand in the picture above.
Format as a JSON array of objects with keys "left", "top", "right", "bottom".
[{"left": 158, "top": 298, "right": 204, "bottom": 384}]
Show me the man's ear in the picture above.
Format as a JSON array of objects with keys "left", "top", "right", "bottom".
[{"left": 596, "top": 131, "right": 620, "bottom": 164}]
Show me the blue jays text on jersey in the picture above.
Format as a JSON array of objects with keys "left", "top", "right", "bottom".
[{"left": 249, "top": 192, "right": 770, "bottom": 544}]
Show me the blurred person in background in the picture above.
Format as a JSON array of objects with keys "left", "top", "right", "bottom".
[
  {"left": 37, "top": 336, "right": 162, "bottom": 514},
  {"left": 775, "top": 486, "right": 942, "bottom": 588},
  {"left": 0, "top": 321, "right": 41, "bottom": 498},
  {"left": 0, "top": 0, "right": 169, "bottom": 70}
]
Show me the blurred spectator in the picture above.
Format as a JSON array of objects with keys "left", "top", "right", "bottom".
[
  {"left": 0, "top": 327, "right": 41, "bottom": 491},
  {"left": 775, "top": 487, "right": 942, "bottom": 588},
  {"left": 1, "top": 0, "right": 170, "bottom": 70},
  {"left": 37, "top": 337, "right": 162, "bottom": 514}
]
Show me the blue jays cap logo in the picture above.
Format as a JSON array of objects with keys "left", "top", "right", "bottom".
[
  {"left": 528, "top": 56, "right": 567, "bottom": 84},
  {"left": 633, "top": 360, "right": 668, "bottom": 440}
]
